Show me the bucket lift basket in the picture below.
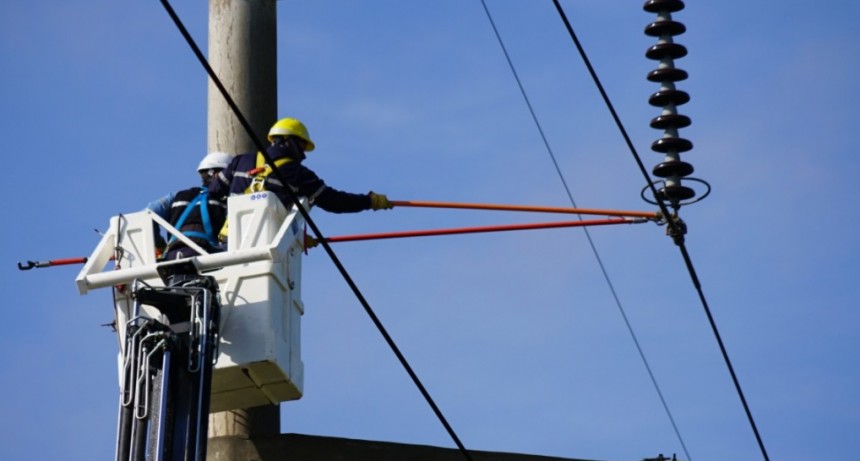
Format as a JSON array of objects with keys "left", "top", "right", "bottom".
[{"left": 76, "top": 192, "right": 307, "bottom": 412}]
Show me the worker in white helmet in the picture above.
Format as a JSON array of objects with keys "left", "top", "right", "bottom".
[
  {"left": 146, "top": 152, "right": 233, "bottom": 259},
  {"left": 146, "top": 152, "right": 232, "bottom": 220}
]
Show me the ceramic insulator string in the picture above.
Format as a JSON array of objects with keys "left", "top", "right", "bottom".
[{"left": 644, "top": 0, "right": 695, "bottom": 208}]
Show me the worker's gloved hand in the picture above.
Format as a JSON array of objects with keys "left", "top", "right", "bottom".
[
  {"left": 369, "top": 192, "right": 394, "bottom": 211},
  {"left": 304, "top": 234, "right": 319, "bottom": 250}
]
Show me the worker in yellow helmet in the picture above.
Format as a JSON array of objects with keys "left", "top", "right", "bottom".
[{"left": 209, "top": 117, "right": 394, "bottom": 214}]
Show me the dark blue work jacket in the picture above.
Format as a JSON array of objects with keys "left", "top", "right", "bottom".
[
  {"left": 165, "top": 187, "right": 227, "bottom": 257},
  {"left": 208, "top": 145, "right": 371, "bottom": 213}
]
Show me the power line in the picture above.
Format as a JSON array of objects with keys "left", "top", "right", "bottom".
[
  {"left": 477, "top": 1, "right": 692, "bottom": 459},
  {"left": 157, "top": 1, "right": 473, "bottom": 459},
  {"left": 550, "top": 2, "right": 771, "bottom": 461}
]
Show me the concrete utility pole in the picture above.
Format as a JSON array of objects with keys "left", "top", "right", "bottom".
[
  {"left": 206, "top": 0, "right": 279, "bottom": 456},
  {"left": 207, "top": 0, "right": 277, "bottom": 154}
]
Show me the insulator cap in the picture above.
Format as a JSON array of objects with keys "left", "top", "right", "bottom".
[
  {"left": 650, "top": 113, "right": 691, "bottom": 129},
  {"left": 649, "top": 89, "right": 690, "bottom": 107},
  {"left": 651, "top": 137, "right": 693, "bottom": 153},
  {"left": 652, "top": 160, "right": 694, "bottom": 178},
  {"left": 643, "top": 0, "right": 685, "bottom": 13},
  {"left": 647, "top": 67, "right": 688, "bottom": 83},
  {"left": 659, "top": 184, "right": 696, "bottom": 202},
  {"left": 646, "top": 42, "right": 688, "bottom": 60},
  {"left": 645, "top": 19, "right": 686, "bottom": 37}
]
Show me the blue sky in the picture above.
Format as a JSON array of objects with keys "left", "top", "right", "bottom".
[{"left": 2, "top": 1, "right": 859, "bottom": 460}]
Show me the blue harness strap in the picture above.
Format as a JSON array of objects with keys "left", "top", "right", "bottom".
[{"left": 168, "top": 188, "right": 218, "bottom": 247}]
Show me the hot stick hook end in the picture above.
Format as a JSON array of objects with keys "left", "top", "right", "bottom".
[{"left": 17, "top": 261, "right": 36, "bottom": 271}]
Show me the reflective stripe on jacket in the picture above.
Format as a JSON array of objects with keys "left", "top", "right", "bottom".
[{"left": 166, "top": 187, "right": 227, "bottom": 253}]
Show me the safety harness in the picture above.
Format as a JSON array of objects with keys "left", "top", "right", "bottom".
[
  {"left": 218, "top": 153, "right": 293, "bottom": 242},
  {"left": 168, "top": 187, "right": 219, "bottom": 248},
  {"left": 245, "top": 152, "right": 291, "bottom": 193}
]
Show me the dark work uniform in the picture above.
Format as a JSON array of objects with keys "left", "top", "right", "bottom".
[
  {"left": 163, "top": 187, "right": 228, "bottom": 260},
  {"left": 208, "top": 144, "right": 372, "bottom": 213}
]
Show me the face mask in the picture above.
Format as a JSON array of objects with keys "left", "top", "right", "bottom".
[
  {"left": 200, "top": 169, "right": 219, "bottom": 186},
  {"left": 272, "top": 136, "right": 305, "bottom": 160}
]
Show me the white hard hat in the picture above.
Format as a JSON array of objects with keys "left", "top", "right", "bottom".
[{"left": 197, "top": 152, "right": 232, "bottom": 171}]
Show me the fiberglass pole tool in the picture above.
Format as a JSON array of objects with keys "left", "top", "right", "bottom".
[
  {"left": 390, "top": 200, "right": 661, "bottom": 220},
  {"left": 17, "top": 257, "right": 89, "bottom": 271},
  {"left": 319, "top": 218, "right": 643, "bottom": 245},
  {"left": 303, "top": 200, "right": 660, "bottom": 249}
]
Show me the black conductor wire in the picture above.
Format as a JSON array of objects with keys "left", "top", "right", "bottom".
[
  {"left": 157, "top": 1, "right": 474, "bottom": 459},
  {"left": 551, "top": 2, "right": 771, "bottom": 461},
  {"left": 478, "top": 1, "right": 691, "bottom": 460}
]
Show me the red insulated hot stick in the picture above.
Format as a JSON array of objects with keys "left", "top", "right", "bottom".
[
  {"left": 17, "top": 257, "right": 89, "bottom": 271},
  {"left": 389, "top": 199, "right": 662, "bottom": 220},
  {"left": 48, "top": 257, "right": 90, "bottom": 266},
  {"left": 322, "top": 218, "right": 637, "bottom": 244}
]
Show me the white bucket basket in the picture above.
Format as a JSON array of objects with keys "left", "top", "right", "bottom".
[{"left": 76, "top": 192, "right": 306, "bottom": 412}]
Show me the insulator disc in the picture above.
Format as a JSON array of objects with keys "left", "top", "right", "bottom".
[
  {"left": 649, "top": 89, "right": 690, "bottom": 107},
  {"left": 647, "top": 67, "right": 688, "bottom": 83},
  {"left": 643, "top": 0, "right": 685, "bottom": 14},
  {"left": 650, "top": 113, "right": 691, "bottom": 129},
  {"left": 660, "top": 184, "right": 696, "bottom": 201},
  {"left": 652, "top": 136, "right": 693, "bottom": 153},
  {"left": 652, "top": 160, "right": 694, "bottom": 178},
  {"left": 645, "top": 42, "right": 688, "bottom": 60},
  {"left": 645, "top": 20, "right": 686, "bottom": 37}
]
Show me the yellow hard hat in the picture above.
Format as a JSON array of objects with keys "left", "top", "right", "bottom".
[{"left": 267, "top": 117, "right": 315, "bottom": 152}]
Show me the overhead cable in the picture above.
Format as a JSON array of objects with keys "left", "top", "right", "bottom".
[
  {"left": 478, "top": 1, "right": 691, "bottom": 459},
  {"left": 157, "top": 1, "right": 473, "bottom": 459},
  {"left": 551, "top": 1, "right": 770, "bottom": 460}
]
